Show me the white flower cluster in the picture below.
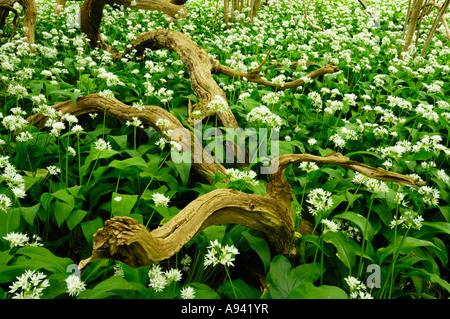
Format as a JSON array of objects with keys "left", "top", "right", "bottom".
[
  {"left": 207, "top": 95, "right": 229, "bottom": 113},
  {"left": 0, "top": 158, "right": 26, "bottom": 200},
  {"left": 151, "top": 192, "right": 170, "bottom": 207},
  {"left": 390, "top": 210, "right": 424, "bottom": 230},
  {"left": 246, "top": 105, "right": 282, "bottom": 129},
  {"left": 9, "top": 270, "right": 50, "bottom": 299},
  {"left": 65, "top": 274, "right": 86, "bottom": 297},
  {"left": 148, "top": 264, "right": 182, "bottom": 292},
  {"left": 306, "top": 188, "right": 334, "bottom": 216},
  {"left": 96, "top": 67, "right": 124, "bottom": 87},
  {"left": 417, "top": 186, "right": 440, "bottom": 206},
  {"left": 3, "top": 232, "right": 43, "bottom": 248},
  {"left": 345, "top": 276, "right": 373, "bottom": 299},
  {"left": 299, "top": 161, "right": 319, "bottom": 173},
  {"left": 225, "top": 168, "right": 259, "bottom": 186},
  {"left": 203, "top": 240, "right": 239, "bottom": 268},
  {"left": 94, "top": 138, "right": 113, "bottom": 151},
  {"left": 352, "top": 172, "right": 389, "bottom": 193}
]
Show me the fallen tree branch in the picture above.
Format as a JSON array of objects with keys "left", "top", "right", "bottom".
[
  {"left": 214, "top": 60, "right": 339, "bottom": 90},
  {"left": 78, "top": 151, "right": 425, "bottom": 269},
  {"left": 28, "top": 93, "right": 228, "bottom": 184},
  {"left": 80, "top": 0, "right": 187, "bottom": 50},
  {"left": 0, "top": 0, "right": 36, "bottom": 43},
  {"left": 420, "top": 0, "right": 450, "bottom": 55}
]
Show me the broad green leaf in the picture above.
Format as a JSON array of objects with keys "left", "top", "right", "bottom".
[
  {"left": 9, "top": 204, "right": 40, "bottom": 225},
  {"left": 185, "top": 282, "right": 220, "bottom": 299},
  {"left": 241, "top": 231, "right": 271, "bottom": 272},
  {"left": 52, "top": 189, "right": 75, "bottom": 206},
  {"left": 323, "top": 231, "right": 356, "bottom": 271},
  {"left": 66, "top": 209, "right": 88, "bottom": 230},
  {"left": 266, "top": 255, "right": 324, "bottom": 299},
  {"left": 378, "top": 236, "right": 442, "bottom": 264},
  {"left": 109, "top": 157, "right": 149, "bottom": 171},
  {"left": 81, "top": 217, "right": 104, "bottom": 247},
  {"left": 78, "top": 276, "right": 146, "bottom": 299},
  {"left": 288, "top": 282, "right": 348, "bottom": 299},
  {"left": 0, "top": 246, "right": 73, "bottom": 283},
  {"left": 334, "top": 211, "right": 378, "bottom": 241},
  {"left": 53, "top": 201, "right": 74, "bottom": 227},
  {"left": 220, "top": 279, "right": 261, "bottom": 299},
  {"left": 111, "top": 192, "right": 139, "bottom": 217}
]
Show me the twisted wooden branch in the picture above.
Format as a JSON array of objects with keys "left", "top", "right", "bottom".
[
  {"left": 28, "top": 93, "right": 227, "bottom": 184},
  {"left": 0, "top": 0, "right": 36, "bottom": 43},
  {"left": 77, "top": 149, "right": 425, "bottom": 269}
]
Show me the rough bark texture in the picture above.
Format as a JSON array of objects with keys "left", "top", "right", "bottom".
[
  {"left": 28, "top": 94, "right": 227, "bottom": 184},
  {"left": 402, "top": 0, "right": 425, "bottom": 55},
  {"left": 0, "top": 0, "right": 36, "bottom": 43},
  {"left": 420, "top": 0, "right": 450, "bottom": 56},
  {"left": 77, "top": 151, "right": 425, "bottom": 270},
  {"left": 79, "top": 0, "right": 187, "bottom": 50}
]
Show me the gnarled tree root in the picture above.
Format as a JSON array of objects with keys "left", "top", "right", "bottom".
[
  {"left": 28, "top": 93, "right": 227, "bottom": 184},
  {"left": 0, "top": 0, "right": 36, "bottom": 43},
  {"left": 78, "top": 151, "right": 425, "bottom": 270}
]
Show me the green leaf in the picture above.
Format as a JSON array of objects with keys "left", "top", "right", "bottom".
[
  {"left": 0, "top": 246, "right": 73, "bottom": 283},
  {"left": 288, "top": 282, "right": 348, "bottom": 299},
  {"left": 378, "top": 236, "right": 442, "bottom": 263},
  {"left": 53, "top": 201, "right": 74, "bottom": 228},
  {"left": 77, "top": 276, "right": 146, "bottom": 299},
  {"left": 66, "top": 209, "right": 88, "bottom": 230},
  {"left": 266, "top": 255, "right": 323, "bottom": 299},
  {"left": 334, "top": 211, "right": 378, "bottom": 241},
  {"left": 323, "top": 231, "right": 356, "bottom": 271},
  {"left": 10, "top": 204, "right": 40, "bottom": 225},
  {"left": 241, "top": 231, "right": 271, "bottom": 272},
  {"left": 111, "top": 192, "right": 139, "bottom": 217},
  {"left": 81, "top": 217, "right": 103, "bottom": 247},
  {"left": 220, "top": 279, "right": 261, "bottom": 299},
  {"left": 109, "top": 157, "right": 149, "bottom": 171},
  {"left": 185, "top": 282, "right": 220, "bottom": 299}
]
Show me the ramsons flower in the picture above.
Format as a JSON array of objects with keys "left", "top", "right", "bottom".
[
  {"left": 65, "top": 273, "right": 86, "bottom": 297},
  {"left": 9, "top": 270, "right": 50, "bottom": 299},
  {"left": 204, "top": 240, "right": 239, "bottom": 268},
  {"left": 151, "top": 192, "right": 170, "bottom": 207}
]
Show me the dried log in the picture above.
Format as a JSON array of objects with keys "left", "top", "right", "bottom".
[
  {"left": 401, "top": 0, "right": 425, "bottom": 55},
  {"left": 215, "top": 60, "right": 339, "bottom": 90},
  {"left": 79, "top": 0, "right": 187, "bottom": 50},
  {"left": 28, "top": 93, "right": 227, "bottom": 184},
  {"left": 131, "top": 29, "right": 239, "bottom": 129},
  {"left": 420, "top": 0, "right": 450, "bottom": 56},
  {"left": 130, "top": 29, "right": 340, "bottom": 126},
  {"left": 0, "top": 0, "right": 36, "bottom": 43},
  {"left": 79, "top": 188, "right": 295, "bottom": 268},
  {"left": 78, "top": 150, "right": 425, "bottom": 270},
  {"left": 0, "top": 3, "right": 19, "bottom": 40}
]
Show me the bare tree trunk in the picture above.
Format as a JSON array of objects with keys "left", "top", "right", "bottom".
[
  {"left": 249, "top": 0, "right": 260, "bottom": 23},
  {"left": 401, "top": 0, "right": 424, "bottom": 55},
  {"left": 420, "top": 0, "right": 450, "bottom": 56}
]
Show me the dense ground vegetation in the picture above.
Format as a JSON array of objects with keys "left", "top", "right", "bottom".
[{"left": 0, "top": 0, "right": 449, "bottom": 299}]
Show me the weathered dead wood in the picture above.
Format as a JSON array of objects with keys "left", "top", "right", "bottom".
[
  {"left": 28, "top": 93, "right": 227, "bottom": 184},
  {"left": 420, "top": 0, "right": 450, "bottom": 56},
  {"left": 0, "top": 3, "right": 18, "bottom": 40},
  {"left": 79, "top": 0, "right": 187, "bottom": 50},
  {"left": 0, "top": 0, "right": 36, "bottom": 43},
  {"left": 215, "top": 60, "right": 339, "bottom": 90},
  {"left": 303, "top": 0, "right": 324, "bottom": 31},
  {"left": 131, "top": 29, "right": 239, "bottom": 129},
  {"left": 401, "top": 0, "right": 425, "bottom": 55},
  {"left": 78, "top": 150, "right": 425, "bottom": 270},
  {"left": 130, "top": 30, "right": 339, "bottom": 127}
]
